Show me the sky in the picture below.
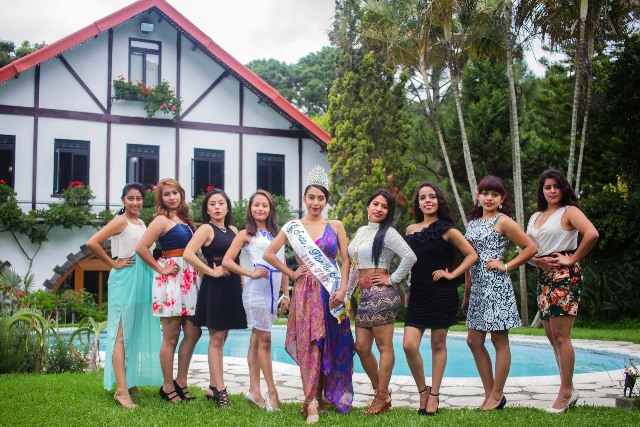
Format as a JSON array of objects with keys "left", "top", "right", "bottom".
[
  {"left": 0, "top": 0, "right": 336, "bottom": 65},
  {"left": 0, "top": 0, "right": 550, "bottom": 74}
]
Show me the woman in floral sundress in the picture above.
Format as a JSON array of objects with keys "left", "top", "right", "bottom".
[{"left": 136, "top": 178, "right": 201, "bottom": 403}]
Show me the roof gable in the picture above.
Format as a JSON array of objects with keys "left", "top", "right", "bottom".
[{"left": 0, "top": 0, "right": 330, "bottom": 145}]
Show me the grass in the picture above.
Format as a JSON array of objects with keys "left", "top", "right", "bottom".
[{"left": 0, "top": 371, "right": 638, "bottom": 426}]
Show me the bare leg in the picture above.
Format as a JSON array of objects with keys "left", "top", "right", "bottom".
[
  {"left": 209, "top": 329, "right": 228, "bottom": 391},
  {"left": 483, "top": 330, "right": 510, "bottom": 409},
  {"left": 159, "top": 317, "right": 181, "bottom": 401},
  {"left": 466, "top": 329, "right": 493, "bottom": 408},
  {"left": 113, "top": 320, "right": 134, "bottom": 406},
  {"left": 372, "top": 323, "right": 395, "bottom": 393},
  {"left": 354, "top": 326, "right": 378, "bottom": 390},
  {"left": 429, "top": 328, "right": 449, "bottom": 413},
  {"left": 174, "top": 316, "right": 201, "bottom": 398},
  {"left": 548, "top": 316, "right": 576, "bottom": 409},
  {"left": 403, "top": 326, "right": 428, "bottom": 410},
  {"left": 247, "top": 329, "right": 266, "bottom": 405},
  {"left": 256, "top": 329, "right": 277, "bottom": 408}
]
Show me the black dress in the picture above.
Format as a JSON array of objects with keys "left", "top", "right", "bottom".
[
  {"left": 404, "top": 220, "right": 459, "bottom": 329},
  {"left": 194, "top": 224, "right": 247, "bottom": 330}
]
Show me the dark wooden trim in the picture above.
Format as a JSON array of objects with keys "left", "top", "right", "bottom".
[
  {"left": 239, "top": 84, "right": 244, "bottom": 199},
  {"left": 57, "top": 55, "right": 107, "bottom": 114},
  {"left": 179, "top": 69, "right": 230, "bottom": 119},
  {"left": 298, "top": 137, "right": 303, "bottom": 216},
  {"left": 106, "top": 29, "right": 113, "bottom": 210},
  {"left": 0, "top": 105, "right": 308, "bottom": 138},
  {"left": 32, "top": 66, "right": 40, "bottom": 210}
]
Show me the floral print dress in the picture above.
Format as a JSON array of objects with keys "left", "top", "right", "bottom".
[{"left": 152, "top": 223, "right": 199, "bottom": 317}]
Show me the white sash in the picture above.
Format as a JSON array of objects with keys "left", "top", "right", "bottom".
[{"left": 282, "top": 219, "right": 345, "bottom": 319}]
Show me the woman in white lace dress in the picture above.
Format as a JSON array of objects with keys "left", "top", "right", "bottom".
[{"left": 222, "top": 190, "right": 289, "bottom": 411}]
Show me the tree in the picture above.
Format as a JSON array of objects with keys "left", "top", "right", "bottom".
[
  {"left": 0, "top": 40, "right": 46, "bottom": 68},
  {"left": 328, "top": 0, "right": 413, "bottom": 234}
]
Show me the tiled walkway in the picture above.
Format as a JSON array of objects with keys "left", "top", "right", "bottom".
[{"left": 185, "top": 330, "right": 640, "bottom": 410}]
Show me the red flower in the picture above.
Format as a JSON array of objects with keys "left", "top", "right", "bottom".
[
  {"left": 206, "top": 185, "right": 215, "bottom": 191},
  {"left": 0, "top": 179, "right": 6, "bottom": 184},
  {"left": 172, "top": 105, "right": 177, "bottom": 111},
  {"left": 16, "top": 291, "right": 24, "bottom": 298}
]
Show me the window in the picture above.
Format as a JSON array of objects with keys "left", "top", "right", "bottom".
[
  {"left": 54, "top": 139, "right": 89, "bottom": 194},
  {"left": 129, "top": 38, "right": 161, "bottom": 86},
  {"left": 127, "top": 144, "right": 159, "bottom": 188},
  {"left": 257, "top": 153, "right": 284, "bottom": 196},
  {"left": 192, "top": 149, "right": 224, "bottom": 197},
  {"left": 0, "top": 135, "right": 15, "bottom": 188}
]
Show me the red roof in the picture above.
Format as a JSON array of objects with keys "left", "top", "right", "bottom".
[{"left": 0, "top": 0, "right": 330, "bottom": 145}]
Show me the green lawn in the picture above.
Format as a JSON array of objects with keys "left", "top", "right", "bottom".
[{"left": 0, "top": 371, "right": 638, "bottom": 426}]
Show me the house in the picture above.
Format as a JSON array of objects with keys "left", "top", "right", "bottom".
[{"left": 0, "top": 0, "right": 330, "bottom": 302}]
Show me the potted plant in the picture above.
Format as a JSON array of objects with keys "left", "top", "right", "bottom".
[
  {"left": 112, "top": 76, "right": 182, "bottom": 120},
  {"left": 61, "top": 181, "right": 94, "bottom": 206}
]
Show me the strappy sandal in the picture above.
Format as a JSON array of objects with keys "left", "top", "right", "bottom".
[
  {"left": 216, "top": 387, "right": 231, "bottom": 408},
  {"left": 364, "top": 388, "right": 391, "bottom": 415},
  {"left": 206, "top": 385, "right": 219, "bottom": 403},
  {"left": 173, "top": 380, "right": 195, "bottom": 401},
  {"left": 159, "top": 386, "right": 182, "bottom": 402},
  {"left": 417, "top": 386, "right": 431, "bottom": 415},
  {"left": 114, "top": 391, "right": 136, "bottom": 408},
  {"left": 425, "top": 392, "right": 440, "bottom": 416}
]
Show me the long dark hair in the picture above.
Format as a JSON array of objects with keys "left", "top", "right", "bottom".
[
  {"left": 536, "top": 169, "right": 579, "bottom": 211},
  {"left": 202, "top": 188, "right": 234, "bottom": 227},
  {"left": 368, "top": 189, "right": 396, "bottom": 268},
  {"left": 155, "top": 178, "right": 193, "bottom": 227},
  {"left": 412, "top": 182, "right": 454, "bottom": 225},
  {"left": 469, "top": 176, "right": 512, "bottom": 220},
  {"left": 117, "top": 182, "right": 145, "bottom": 215},
  {"left": 245, "top": 190, "right": 279, "bottom": 237}
]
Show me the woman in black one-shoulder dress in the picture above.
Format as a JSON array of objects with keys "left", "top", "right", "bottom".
[{"left": 403, "top": 183, "right": 477, "bottom": 416}]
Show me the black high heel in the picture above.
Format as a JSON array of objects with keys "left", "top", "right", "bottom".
[
  {"left": 425, "top": 392, "right": 440, "bottom": 416},
  {"left": 495, "top": 395, "right": 507, "bottom": 410},
  {"left": 159, "top": 386, "right": 182, "bottom": 402},
  {"left": 206, "top": 385, "right": 219, "bottom": 402},
  {"left": 216, "top": 387, "right": 231, "bottom": 408},
  {"left": 173, "top": 380, "right": 195, "bottom": 401},
  {"left": 417, "top": 386, "right": 431, "bottom": 416}
]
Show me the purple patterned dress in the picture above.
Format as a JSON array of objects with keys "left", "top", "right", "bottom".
[{"left": 285, "top": 223, "right": 354, "bottom": 413}]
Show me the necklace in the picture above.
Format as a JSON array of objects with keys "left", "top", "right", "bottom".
[
  {"left": 123, "top": 212, "right": 140, "bottom": 224},
  {"left": 210, "top": 221, "right": 226, "bottom": 232}
]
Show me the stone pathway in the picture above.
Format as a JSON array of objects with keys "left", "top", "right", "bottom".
[{"left": 184, "top": 330, "right": 640, "bottom": 410}]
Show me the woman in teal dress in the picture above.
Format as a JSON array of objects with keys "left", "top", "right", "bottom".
[{"left": 87, "top": 182, "right": 162, "bottom": 408}]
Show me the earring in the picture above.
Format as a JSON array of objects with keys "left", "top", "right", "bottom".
[
  {"left": 477, "top": 201, "right": 481, "bottom": 208},
  {"left": 367, "top": 213, "right": 371, "bottom": 222},
  {"left": 499, "top": 204, "right": 503, "bottom": 210}
]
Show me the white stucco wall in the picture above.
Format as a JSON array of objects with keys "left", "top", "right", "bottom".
[{"left": 0, "top": 68, "right": 36, "bottom": 107}]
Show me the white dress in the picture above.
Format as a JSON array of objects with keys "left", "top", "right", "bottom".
[{"left": 242, "top": 229, "right": 285, "bottom": 331}]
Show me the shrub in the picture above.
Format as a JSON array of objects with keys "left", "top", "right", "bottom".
[
  {"left": 45, "top": 336, "right": 87, "bottom": 373},
  {"left": 0, "top": 318, "right": 38, "bottom": 373}
]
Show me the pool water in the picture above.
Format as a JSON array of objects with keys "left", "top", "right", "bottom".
[{"left": 99, "top": 327, "right": 626, "bottom": 377}]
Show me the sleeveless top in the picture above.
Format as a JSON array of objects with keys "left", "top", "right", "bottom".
[
  {"left": 348, "top": 223, "right": 416, "bottom": 285},
  {"left": 526, "top": 206, "right": 578, "bottom": 256},
  {"left": 110, "top": 219, "right": 150, "bottom": 258},
  {"left": 244, "top": 229, "right": 284, "bottom": 270},
  {"left": 405, "top": 220, "right": 457, "bottom": 288},
  {"left": 158, "top": 222, "right": 195, "bottom": 251}
]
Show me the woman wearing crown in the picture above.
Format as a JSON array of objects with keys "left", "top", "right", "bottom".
[{"left": 264, "top": 166, "right": 354, "bottom": 424}]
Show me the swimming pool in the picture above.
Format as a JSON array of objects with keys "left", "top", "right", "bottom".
[{"left": 154, "top": 327, "right": 626, "bottom": 377}]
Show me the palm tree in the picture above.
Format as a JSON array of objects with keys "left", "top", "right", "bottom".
[{"left": 68, "top": 316, "right": 108, "bottom": 372}]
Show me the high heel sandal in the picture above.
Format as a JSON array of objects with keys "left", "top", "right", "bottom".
[
  {"left": 206, "top": 385, "right": 219, "bottom": 403},
  {"left": 216, "top": 387, "right": 231, "bottom": 408},
  {"left": 417, "top": 386, "right": 431, "bottom": 415},
  {"left": 159, "top": 386, "right": 182, "bottom": 402},
  {"left": 425, "top": 392, "right": 439, "bottom": 416},
  {"left": 114, "top": 391, "right": 136, "bottom": 408},
  {"left": 264, "top": 392, "right": 279, "bottom": 411},
  {"left": 364, "top": 388, "right": 392, "bottom": 415},
  {"left": 306, "top": 400, "right": 319, "bottom": 424},
  {"left": 173, "top": 379, "right": 195, "bottom": 401}
]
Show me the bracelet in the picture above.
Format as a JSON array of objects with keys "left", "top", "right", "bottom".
[
  {"left": 278, "top": 294, "right": 290, "bottom": 303},
  {"left": 504, "top": 262, "right": 508, "bottom": 273}
]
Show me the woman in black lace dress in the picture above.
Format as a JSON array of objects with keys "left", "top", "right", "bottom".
[{"left": 403, "top": 183, "right": 477, "bottom": 416}]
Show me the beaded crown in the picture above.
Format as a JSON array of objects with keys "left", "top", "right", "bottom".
[{"left": 305, "top": 165, "right": 329, "bottom": 189}]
